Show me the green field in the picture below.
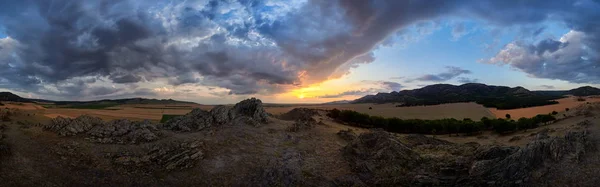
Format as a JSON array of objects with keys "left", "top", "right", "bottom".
[{"left": 160, "top": 114, "right": 183, "bottom": 123}]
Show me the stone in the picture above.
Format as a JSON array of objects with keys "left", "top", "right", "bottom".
[{"left": 337, "top": 129, "right": 357, "bottom": 141}]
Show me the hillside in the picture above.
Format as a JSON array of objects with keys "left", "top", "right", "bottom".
[
  {"left": 34, "top": 98, "right": 197, "bottom": 106},
  {"left": 0, "top": 92, "right": 30, "bottom": 102},
  {"left": 354, "top": 83, "right": 564, "bottom": 109},
  {"left": 568, "top": 86, "right": 600, "bottom": 96}
]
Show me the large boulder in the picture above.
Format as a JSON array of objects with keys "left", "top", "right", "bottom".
[
  {"left": 230, "top": 98, "right": 269, "bottom": 124},
  {"left": 160, "top": 98, "right": 269, "bottom": 132}
]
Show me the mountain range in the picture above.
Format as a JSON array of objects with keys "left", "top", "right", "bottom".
[{"left": 353, "top": 83, "right": 600, "bottom": 109}]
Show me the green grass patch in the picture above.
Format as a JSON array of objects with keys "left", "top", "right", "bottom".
[{"left": 160, "top": 114, "right": 183, "bottom": 123}]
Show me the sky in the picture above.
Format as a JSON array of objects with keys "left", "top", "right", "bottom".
[{"left": 0, "top": 0, "right": 599, "bottom": 104}]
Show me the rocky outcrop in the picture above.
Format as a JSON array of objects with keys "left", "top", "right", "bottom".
[
  {"left": 161, "top": 98, "right": 269, "bottom": 131},
  {"left": 44, "top": 116, "right": 161, "bottom": 144},
  {"left": 342, "top": 129, "right": 594, "bottom": 186},
  {"left": 467, "top": 130, "right": 592, "bottom": 186},
  {"left": 159, "top": 109, "right": 214, "bottom": 132},
  {"left": 113, "top": 140, "right": 204, "bottom": 171},
  {"left": 279, "top": 108, "right": 319, "bottom": 122},
  {"left": 45, "top": 115, "right": 104, "bottom": 136},
  {"left": 342, "top": 131, "right": 422, "bottom": 185},
  {"left": 86, "top": 119, "right": 160, "bottom": 144}
]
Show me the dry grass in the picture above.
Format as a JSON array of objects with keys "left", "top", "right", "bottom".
[
  {"left": 266, "top": 102, "right": 495, "bottom": 120},
  {"left": 489, "top": 96, "right": 600, "bottom": 119}
]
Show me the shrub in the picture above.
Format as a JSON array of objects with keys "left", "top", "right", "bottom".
[
  {"left": 505, "top": 114, "right": 511, "bottom": 119},
  {"left": 565, "top": 108, "right": 570, "bottom": 112},
  {"left": 551, "top": 111, "right": 558, "bottom": 115},
  {"left": 327, "top": 110, "right": 551, "bottom": 136}
]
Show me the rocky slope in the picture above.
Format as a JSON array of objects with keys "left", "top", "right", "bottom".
[{"left": 339, "top": 128, "right": 593, "bottom": 186}]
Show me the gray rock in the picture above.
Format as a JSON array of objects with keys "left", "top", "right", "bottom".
[
  {"left": 337, "top": 129, "right": 357, "bottom": 141},
  {"left": 160, "top": 98, "right": 269, "bottom": 132},
  {"left": 87, "top": 119, "right": 160, "bottom": 144},
  {"left": 160, "top": 109, "right": 214, "bottom": 132},
  {"left": 342, "top": 131, "right": 421, "bottom": 186},
  {"left": 113, "top": 140, "right": 204, "bottom": 171}
]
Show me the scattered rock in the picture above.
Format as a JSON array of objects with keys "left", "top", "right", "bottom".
[
  {"left": 337, "top": 129, "right": 357, "bottom": 141},
  {"left": 113, "top": 140, "right": 204, "bottom": 171}
]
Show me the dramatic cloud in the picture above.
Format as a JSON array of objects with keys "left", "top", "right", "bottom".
[
  {"left": 412, "top": 66, "right": 472, "bottom": 82},
  {"left": 478, "top": 0, "right": 600, "bottom": 84},
  {"left": 485, "top": 31, "right": 600, "bottom": 83},
  {"left": 1, "top": 0, "right": 599, "bottom": 101}
]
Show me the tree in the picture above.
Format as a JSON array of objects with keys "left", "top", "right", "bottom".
[
  {"left": 368, "top": 107, "right": 373, "bottom": 110},
  {"left": 551, "top": 111, "right": 558, "bottom": 115},
  {"left": 505, "top": 114, "right": 511, "bottom": 119},
  {"left": 565, "top": 108, "right": 570, "bottom": 112},
  {"left": 481, "top": 117, "right": 492, "bottom": 129}
]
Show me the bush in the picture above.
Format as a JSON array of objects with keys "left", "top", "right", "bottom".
[
  {"left": 505, "top": 114, "right": 511, "bottom": 119},
  {"left": 551, "top": 111, "right": 558, "bottom": 115},
  {"left": 565, "top": 108, "right": 570, "bottom": 112},
  {"left": 328, "top": 109, "right": 554, "bottom": 135}
]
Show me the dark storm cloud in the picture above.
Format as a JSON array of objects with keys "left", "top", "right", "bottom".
[
  {"left": 1, "top": 0, "right": 600, "bottom": 99},
  {"left": 412, "top": 66, "right": 471, "bottom": 82}
]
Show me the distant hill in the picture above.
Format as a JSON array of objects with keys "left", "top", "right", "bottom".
[
  {"left": 321, "top": 100, "right": 352, "bottom": 105},
  {"left": 0, "top": 91, "right": 195, "bottom": 109},
  {"left": 0, "top": 92, "right": 31, "bottom": 102},
  {"left": 568, "top": 86, "right": 600, "bottom": 96},
  {"left": 353, "top": 83, "right": 567, "bottom": 109},
  {"left": 31, "top": 98, "right": 197, "bottom": 106}
]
